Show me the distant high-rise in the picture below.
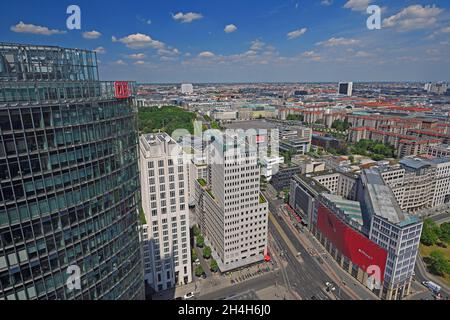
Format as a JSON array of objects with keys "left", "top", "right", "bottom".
[
  {"left": 181, "top": 83, "right": 194, "bottom": 95},
  {"left": 139, "top": 133, "right": 192, "bottom": 292},
  {"left": 0, "top": 43, "right": 144, "bottom": 300},
  {"left": 424, "top": 82, "right": 448, "bottom": 95},
  {"left": 195, "top": 134, "right": 268, "bottom": 272},
  {"left": 338, "top": 82, "right": 353, "bottom": 96}
]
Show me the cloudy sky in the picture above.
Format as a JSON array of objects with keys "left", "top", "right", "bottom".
[{"left": 1, "top": 0, "right": 450, "bottom": 83}]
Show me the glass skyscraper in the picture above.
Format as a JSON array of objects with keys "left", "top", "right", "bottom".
[{"left": 0, "top": 43, "right": 144, "bottom": 300}]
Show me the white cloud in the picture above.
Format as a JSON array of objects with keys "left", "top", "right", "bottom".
[
  {"left": 134, "top": 60, "right": 146, "bottom": 65},
  {"left": 114, "top": 60, "right": 127, "bottom": 65},
  {"left": 10, "top": 21, "right": 66, "bottom": 35},
  {"left": 440, "top": 26, "right": 450, "bottom": 33},
  {"left": 157, "top": 47, "right": 180, "bottom": 57},
  {"left": 354, "top": 50, "right": 373, "bottom": 58},
  {"left": 287, "top": 28, "right": 307, "bottom": 40},
  {"left": 113, "top": 33, "right": 165, "bottom": 49},
  {"left": 198, "top": 51, "right": 215, "bottom": 58},
  {"left": 160, "top": 56, "right": 177, "bottom": 62},
  {"left": 224, "top": 24, "right": 238, "bottom": 33},
  {"left": 250, "top": 39, "right": 265, "bottom": 51},
  {"left": 172, "top": 12, "right": 203, "bottom": 23},
  {"left": 426, "top": 48, "right": 440, "bottom": 55},
  {"left": 137, "top": 16, "right": 152, "bottom": 25},
  {"left": 383, "top": 5, "right": 443, "bottom": 31},
  {"left": 82, "top": 30, "right": 102, "bottom": 39},
  {"left": 343, "top": 0, "right": 372, "bottom": 12},
  {"left": 316, "top": 37, "right": 360, "bottom": 46},
  {"left": 93, "top": 47, "right": 106, "bottom": 54},
  {"left": 128, "top": 53, "right": 146, "bottom": 59},
  {"left": 321, "top": 0, "right": 333, "bottom": 6},
  {"left": 302, "top": 51, "right": 321, "bottom": 61}
]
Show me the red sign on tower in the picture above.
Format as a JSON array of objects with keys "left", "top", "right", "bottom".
[{"left": 114, "top": 81, "right": 131, "bottom": 99}]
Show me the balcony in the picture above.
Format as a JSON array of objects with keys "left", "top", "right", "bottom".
[{"left": 0, "top": 80, "right": 136, "bottom": 104}]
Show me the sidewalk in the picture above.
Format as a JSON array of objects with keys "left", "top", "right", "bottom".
[{"left": 152, "top": 261, "right": 277, "bottom": 300}]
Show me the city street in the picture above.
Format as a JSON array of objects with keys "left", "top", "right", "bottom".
[{"left": 262, "top": 188, "right": 379, "bottom": 301}]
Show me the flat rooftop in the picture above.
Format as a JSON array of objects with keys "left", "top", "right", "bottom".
[
  {"left": 293, "top": 173, "right": 330, "bottom": 195},
  {"left": 322, "top": 194, "right": 364, "bottom": 227},
  {"left": 223, "top": 120, "right": 278, "bottom": 130},
  {"left": 400, "top": 156, "right": 450, "bottom": 170},
  {"left": 362, "top": 169, "right": 408, "bottom": 225}
]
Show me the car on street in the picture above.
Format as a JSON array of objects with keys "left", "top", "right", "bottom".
[{"left": 422, "top": 281, "right": 441, "bottom": 294}]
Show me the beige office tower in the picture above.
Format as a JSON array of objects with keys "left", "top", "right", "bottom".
[
  {"left": 195, "top": 134, "right": 269, "bottom": 272},
  {"left": 139, "top": 133, "right": 192, "bottom": 292}
]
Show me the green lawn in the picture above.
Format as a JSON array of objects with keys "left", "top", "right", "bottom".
[{"left": 420, "top": 244, "right": 450, "bottom": 285}]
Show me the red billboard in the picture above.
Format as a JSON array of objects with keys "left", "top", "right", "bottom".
[
  {"left": 114, "top": 81, "right": 131, "bottom": 99},
  {"left": 317, "top": 204, "right": 387, "bottom": 281}
]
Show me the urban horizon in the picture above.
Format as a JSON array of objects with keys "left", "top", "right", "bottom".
[
  {"left": 1, "top": 0, "right": 450, "bottom": 311},
  {"left": 1, "top": 0, "right": 450, "bottom": 82}
]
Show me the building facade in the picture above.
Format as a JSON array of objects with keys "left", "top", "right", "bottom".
[
  {"left": 380, "top": 157, "right": 450, "bottom": 212},
  {"left": 358, "top": 169, "right": 422, "bottom": 300},
  {"left": 139, "top": 133, "right": 192, "bottom": 292},
  {"left": 290, "top": 168, "right": 423, "bottom": 300},
  {"left": 0, "top": 43, "right": 144, "bottom": 300},
  {"left": 195, "top": 134, "right": 268, "bottom": 272}
]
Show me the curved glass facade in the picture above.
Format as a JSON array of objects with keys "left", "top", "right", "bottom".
[{"left": 0, "top": 43, "right": 144, "bottom": 300}]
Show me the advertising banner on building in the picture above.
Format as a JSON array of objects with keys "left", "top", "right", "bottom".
[{"left": 317, "top": 204, "right": 388, "bottom": 281}]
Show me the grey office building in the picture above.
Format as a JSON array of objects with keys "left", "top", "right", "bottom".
[{"left": 0, "top": 43, "right": 144, "bottom": 300}]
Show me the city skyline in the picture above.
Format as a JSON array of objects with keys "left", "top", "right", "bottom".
[{"left": 1, "top": 0, "right": 450, "bottom": 83}]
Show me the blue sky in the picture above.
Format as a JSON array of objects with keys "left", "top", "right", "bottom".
[{"left": 1, "top": 0, "right": 450, "bottom": 83}]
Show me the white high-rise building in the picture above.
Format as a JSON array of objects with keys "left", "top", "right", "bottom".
[
  {"left": 181, "top": 83, "right": 194, "bottom": 95},
  {"left": 195, "top": 134, "right": 269, "bottom": 272},
  {"left": 139, "top": 133, "right": 192, "bottom": 292}
]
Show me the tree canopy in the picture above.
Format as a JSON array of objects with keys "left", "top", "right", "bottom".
[
  {"left": 196, "top": 234, "right": 205, "bottom": 248},
  {"left": 138, "top": 106, "right": 196, "bottom": 135},
  {"left": 195, "top": 265, "right": 205, "bottom": 277},
  {"left": 287, "top": 114, "right": 304, "bottom": 121},
  {"left": 350, "top": 139, "right": 396, "bottom": 160},
  {"left": 428, "top": 251, "right": 450, "bottom": 277},
  {"left": 421, "top": 219, "right": 443, "bottom": 246},
  {"left": 203, "top": 246, "right": 212, "bottom": 259},
  {"left": 331, "top": 119, "right": 350, "bottom": 132},
  {"left": 210, "top": 259, "right": 219, "bottom": 272}
]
